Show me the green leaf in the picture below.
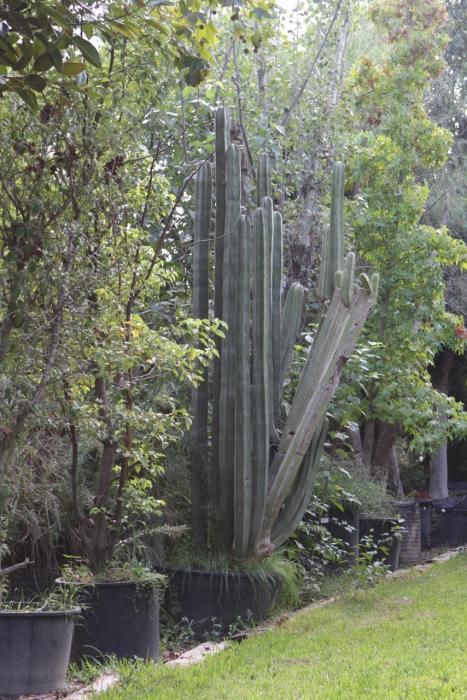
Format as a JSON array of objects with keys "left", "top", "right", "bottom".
[
  {"left": 15, "top": 87, "right": 38, "bottom": 110},
  {"left": 33, "top": 51, "right": 53, "bottom": 72},
  {"left": 49, "top": 46, "right": 63, "bottom": 72},
  {"left": 63, "top": 61, "right": 86, "bottom": 76},
  {"left": 108, "top": 19, "right": 141, "bottom": 40},
  {"left": 73, "top": 36, "right": 101, "bottom": 68},
  {"left": 24, "top": 73, "right": 47, "bottom": 91},
  {"left": 46, "top": 7, "right": 74, "bottom": 31}
]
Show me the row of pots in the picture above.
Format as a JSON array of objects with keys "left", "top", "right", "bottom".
[
  {"left": 0, "top": 579, "right": 159, "bottom": 698},
  {"left": 0, "top": 567, "right": 274, "bottom": 698},
  {"left": 327, "top": 496, "right": 467, "bottom": 571},
  {"left": 3, "top": 498, "right": 466, "bottom": 697}
]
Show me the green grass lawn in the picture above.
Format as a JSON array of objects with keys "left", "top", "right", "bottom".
[{"left": 101, "top": 555, "right": 467, "bottom": 699}]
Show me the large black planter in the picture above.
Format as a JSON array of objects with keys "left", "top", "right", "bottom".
[
  {"left": 431, "top": 498, "right": 467, "bottom": 547},
  {"left": 0, "top": 607, "right": 79, "bottom": 698},
  {"left": 393, "top": 501, "right": 421, "bottom": 566},
  {"left": 416, "top": 499, "right": 433, "bottom": 551},
  {"left": 164, "top": 568, "right": 278, "bottom": 640},
  {"left": 358, "top": 515, "right": 401, "bottom": 572},
  {"left": 58, "top": 580, "right": 159, "bottom": 662}
]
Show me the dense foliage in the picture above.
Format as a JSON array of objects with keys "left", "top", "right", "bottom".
[{"left": 0, "top": 0, "right": 465, "bottom": 574}]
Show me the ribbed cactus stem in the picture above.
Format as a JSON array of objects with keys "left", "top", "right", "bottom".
[
  {"left": 212, "top": 107, "right": 231, "bottom": 530},
  {"left": 271, "top": 417, "right": 328, "bottom": 546},
  {"left": 233, "top": 215, "right": 252, "bottom": 559},
  {"left": 257, "top": 153, "right": 271, "bottom": 206},
  {"left": 249, "top": 206, "right": 270, "bottom": 550},
  {"left": 258, "top": 283, "right": 377, "bottom": 553},
  {"left": 341, "top": 251, "right": 355, "bottom": 307},
  {"left": 272, "top": 211, "right": 283, "bottom": 425},
  {"left": 191, "top": 162, "right": 212, "bottom": 551},
  {"left": 280, "top": 282, "right": 305, "bottom": 391},
  {"left": 318, "top": 162, "right": 345, "bottom": 300},
  {"left": 261, "top": 196, "right": 278, "bottom": 441},
  {"left": 217, "top": 143, "right": 241, "bottom": 547},
  {"left": 215, "top": 107, "right": 231, "bottom": 323}
]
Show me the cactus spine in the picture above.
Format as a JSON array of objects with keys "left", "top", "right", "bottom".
[{"left": 191, "top": 107, "right": 378, "bottom": 559}]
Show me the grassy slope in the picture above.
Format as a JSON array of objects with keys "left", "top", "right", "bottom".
[{"left": 102, "top": 555, "right": 467, "bottom": 699}]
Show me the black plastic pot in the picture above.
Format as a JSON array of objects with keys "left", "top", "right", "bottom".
[
  {"left": 0, "top": 607, "right": 79, "bottom": 698},
  {"left": 416, "top": 499, "right": 433, "bottom": 551},
  {"left": 358, "top": 515, "right": 401, "bottom": 572},
  {"left": 57, "top": 579, "right": 159, "bottom": 662},
  {"left": 393, "top": 501, "right": 421, "bottom": 566},
  {"left": 431, "top": 498, "right": 467, "bottom": 547},
  {"left": 164, "top": 568, "right": 278, "bottom": 640}
]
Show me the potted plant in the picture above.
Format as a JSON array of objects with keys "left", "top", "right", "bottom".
[
  {"left": 163, "top": 107, "right": 379, "bottom": 633},
  {"left": 0, "top": 558, "right": 80, "bottom": 697},
  {"left": 57, "top": 559, "right": 163, "bottom": 662}
]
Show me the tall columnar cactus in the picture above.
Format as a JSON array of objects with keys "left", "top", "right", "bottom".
[{"left": 191, "top": 107, "right": 379, "bottom": 558}]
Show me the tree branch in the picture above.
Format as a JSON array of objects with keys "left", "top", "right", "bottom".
[{"left": 281, "top": 0, "right": 344, "bottom": 128}]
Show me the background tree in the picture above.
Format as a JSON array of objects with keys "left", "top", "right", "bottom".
[{"left": 332, "top": 0, "right": 467, "bottom": 494}]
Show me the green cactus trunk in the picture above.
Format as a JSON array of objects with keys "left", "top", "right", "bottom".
[
  {"left": 191, "top": 161, "right": 211, "bottom": 551},
  {"left": 191, "top": 107, "right": 378, "bottom": 560},
  {"left": 211, "top": 108, "right": 231, "bottom": 526}
]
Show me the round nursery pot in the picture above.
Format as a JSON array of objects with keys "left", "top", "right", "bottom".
[
  {"left": 416, "top": 499, "right": 433, "bottom": 551},
  {"left": 0, "top": 607, "right": 79, "bottom": 698},
  {"left": 57, "top": 579, "right": 159, "bottom": 662},
  {"left": 164, "top": 568, "right": 278, "bottom": 640},
  {"left": 431, "top": 497, "right": 467, "bottom": 547},
  {"left": 393, "top": 501, "right": 421, "bottom": 566},
  {"left": 359, "top": 515, "right": 401, "bottom": 572}
]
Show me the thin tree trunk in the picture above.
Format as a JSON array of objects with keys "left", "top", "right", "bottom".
[
  {"left": 429, "top": 442, "right": 448, "bottom": 500},
  {"left": 429, "top": 349, "right": 455, "bottom": 499},
  {"left": 369, "top": 421, "right": 401, "bottom": 494}
]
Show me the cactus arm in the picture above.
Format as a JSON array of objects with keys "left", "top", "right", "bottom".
[
  {"left": 249, "top": 206, "right": 271, "bottom": 551},
  {"left": 256, "top": 284, "right": 377, "bottom": 553},
  {"left": 256, "top": 153, "right": 271, "bottom": 206},
  {"left": 233, "top": 215, "right": 253, "bottom": 559},
  {"left": 341, "top": 252, "right": 355, "bottom": 307},
  {"left": 191, "top": 162, "right": 212, "bottom": 551},
  {"left": 261, "top": 196, "right": 280, "bottom": 443},
  {"left": 279, "top": 282, "right": 305, "bottom": 392},
  {"left": 212, "top": 107, "right": 232, "bottom": 530},
  {"left": 272, "top": 211, "right": 283, "bottom": 425},
  {"left": 330, "top": 161, "right": 345, "bottom": 275},
  {"left": 318, "top": 162, "right": 345, "bottom": 301},
  {"left": 214, "top": 107, "right": 232, "bottom": 323},
  {"left": 217, "top": 143, "right": 241, "bottom": 549},
  {"left": 270, "top": 418, "right": 328, "bottom": 549}
]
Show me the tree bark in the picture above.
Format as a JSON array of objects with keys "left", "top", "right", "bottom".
[
  {"left": 366, "top": 420, "right": 403, "bottom": 496},
  {"left": 429, "top": 442, "right": 448, "bottom": 500},
  {"left": 429, "top": 349, "right": 455, "bottom": 499}
]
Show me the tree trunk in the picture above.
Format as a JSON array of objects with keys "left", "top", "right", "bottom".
[
  {"left": 429, "top": 442, "right": 448, "bottom": 500},
  {"left": 366, "top": 420, "right": 402, "bottom": 495},
  {"left": 429, "top": 349, "right": 455, "bottom": 499}
]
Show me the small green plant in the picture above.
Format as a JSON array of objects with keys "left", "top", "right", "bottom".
[
  {"left": 354, "top": 531, "right": 389, "bottom": 586},
  {"left": 0, "top": 581, "right": 80, "bottom": 612},
  {"left": 160, "top": 617, "right": 196, "bottom": 654},
  {"left": 60, "top": 557, "right": 167, "bottom": 599}
]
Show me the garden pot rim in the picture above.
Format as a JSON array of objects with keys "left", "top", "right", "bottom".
[
  {"left": 55, "top": 576, "right": 157, "bottom": 589},
  {"left": 159, "top": 565, "right": 273, "bottom": 580},
  {"left": 0, "top": 606, "right": 81, "bottom": 618}
]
